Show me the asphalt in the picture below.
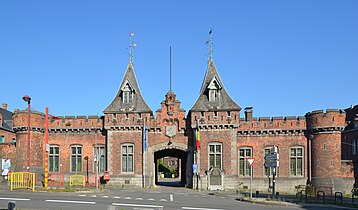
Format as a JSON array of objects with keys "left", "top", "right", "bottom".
[{"left": 1, "top": 180, "right": 358, "bottom": 209}]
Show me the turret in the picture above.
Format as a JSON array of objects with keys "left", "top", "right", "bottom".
[{"left": 306, "top": 109, "right": 346, "bottom": 192}]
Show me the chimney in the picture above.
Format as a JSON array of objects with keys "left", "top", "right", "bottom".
[
  {"left": 244, "top": 107, "right": 253, "bottom": 121},
  {"left": 2, "top": 103, "right": 7, "bottom": 110}
]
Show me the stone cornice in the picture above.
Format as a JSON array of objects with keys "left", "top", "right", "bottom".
[
  {"left": 237, "top": 129, "right": 305, "bottom": 136},
  {"left": 191, "top": 123, "right": 239, "bottom": 130}
]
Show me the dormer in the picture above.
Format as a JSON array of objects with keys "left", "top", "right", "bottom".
[
  {"left": 206, "top": 76, "right": 222, "bottom": 103},
  {"left": 121, "top": 80, "right": 134, "bottom": 104}
]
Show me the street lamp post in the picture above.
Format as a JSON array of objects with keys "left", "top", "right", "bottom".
[{"left": 22, "top": 95, "right": 31, "bottom": 172}]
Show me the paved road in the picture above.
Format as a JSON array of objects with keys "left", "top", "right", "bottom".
[{"left": 0, "top": 185, "right": 355, "bottom": 210}]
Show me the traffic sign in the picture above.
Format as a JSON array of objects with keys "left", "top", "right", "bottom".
[
  {"left": 265, "top": 153, "right": 279, "bottom": 160},
  {"left": 247, "top": 158, "right": 255, "bottom": 167}
]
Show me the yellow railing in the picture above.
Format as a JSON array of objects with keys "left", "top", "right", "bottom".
[
  {"left": 10, "top": 172, "right": 36, "bottom": 191},
  {"left": 69, "top": 174, "right": 85, "bottom": 187}
]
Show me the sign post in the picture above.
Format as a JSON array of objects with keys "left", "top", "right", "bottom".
[{"left": 247, "top": 158, "right": 255, "bottom": 199}]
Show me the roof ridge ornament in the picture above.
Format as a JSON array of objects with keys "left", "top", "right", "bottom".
[
  {"left": 129, "top": 32, "right": 137, "bottom": 64},
  {"left": 205, "top": 29, "right": 214, "bottom": 61}
]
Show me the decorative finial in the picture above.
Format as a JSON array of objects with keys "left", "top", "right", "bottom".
[
  {"left": 170, "top": 46, "right": 172, "bottom": 91},
  {"left": 129, "top": 32, "right": 137, "bottom": 64},
  {"left": 205, "top": 29, "right": 214, "bottom": 61}
]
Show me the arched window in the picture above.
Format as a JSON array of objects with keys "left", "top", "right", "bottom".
[
  {"left": 94, "top": 145, "right": 106, "bottom": 172},
  {"left": 239, "top": 147, "right": 252, "bottom": 176},
  {"left": 208, "top": 143, "right": 222, "bottom": 169},
  {"left": 71, "top": 145, "right": 82, "bottom": 172},
  {"left": 49, "top": 145, "right": 60, "bottom": 172},
  {"left": 290, "top": 146, "right": 304, "bottom": 176},
  {"left": 122, "top": 144, "right": 134, "bottom": 173}
]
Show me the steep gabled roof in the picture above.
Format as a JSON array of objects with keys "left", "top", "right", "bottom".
[
  {"left": 190, "top": 59, "right": 241, "bottom": 112},
  {"left": 104, "top": 63, "right": 152, "bottom": 114},
  {"left": 0, "top": 107, "right": 13, "bottom": 132}
]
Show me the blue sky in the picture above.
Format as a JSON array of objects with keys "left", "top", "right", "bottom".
[{"left": 1, "top": 1, "right": 357, "bottom": 118}]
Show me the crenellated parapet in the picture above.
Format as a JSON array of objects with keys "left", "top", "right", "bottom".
[
  {"left": 306, "top": 109, "right": 346, "bottom": 132},
  {"left": 238, "top": 115, "right": 306, "bottom": 136},
  {"left": 190, "top": 110, "right": 241, "bottom": 129},
  {"left": 13, "top": 110, "right": 103, "bottom": 133}
]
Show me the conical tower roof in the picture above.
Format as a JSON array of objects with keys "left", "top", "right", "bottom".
[
  {"left": 104, "top": 63, "right": 152, "bottom": 114},
  {"left": 191, "top": 59, "right": 241, "bottom": 112}
]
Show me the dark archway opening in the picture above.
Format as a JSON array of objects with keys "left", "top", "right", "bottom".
[{"left": 154, "top": 148, "right": 187, "bottom": 187}]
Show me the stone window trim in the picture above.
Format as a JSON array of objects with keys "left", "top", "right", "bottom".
[
  {"left": 93, "top": 144, "right": 106, "bottom": 173},
  {"left": 239, "top": 146, "right": 253, "bottom": 177},
  {"left": 289, "top": 146, "right": 304, "bottom": 177},
  {"left": 70, "top": 144, "right": 83, "bottom": 173},
  {"left": 208, "top": 142, "right": 223, "bottom": 170},
  {"left": 121, "top": 143, "right": 134, "bottom": 174}
]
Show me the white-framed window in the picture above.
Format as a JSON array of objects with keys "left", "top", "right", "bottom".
[
  {"left": 122, "top": 83, "right": 133, "bottom": 104},
  {"left": 122, "top": 144, "right": 134, "bottom": 173},
  {"left": 49, "top": 145, "right": 60, "bottom": 172},
  {"left": 290, "top": 147, "right": 304, "bottom": 176},
  {"left": 209, "top": 143, "right": 222, "bottom": 169},
  {"left": 239, "top": 147, "right": 252, "bottom": 176},
  {"left": 94, "top": 145, "right": 106, "bottom": 172},
  {"left": 71, "top": 145, "right": 82, "bottom": 172},
  {"left": 264, "top": 147, "right": 279, "bottom": 177}
]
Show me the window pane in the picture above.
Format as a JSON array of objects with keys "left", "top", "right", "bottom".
[
  {"left": 216, "top": 154, "right": 221, "bottom": 168},
  {"left": 291, "top": 148, "right": 296, "bottom": 156},
  {"left": 128, "top": 146, "right": 133, "bottom": 153},
  {"left": 297, "top": 158, "right": 302, "bottom": 175},
  {"left": 54, "top": 156, "right": 59, "bottom": 172},
  {"left": 246, "top": 149, "right": 251, "bottom": 157},
  {"left": 78, "top": 147, "right": 82, "bottom": 154},
  {"left": 71, "top": 157, "right": 76, "bottom": 172},
  {"left": 239, "top": 149, "right": 244, "bottom": 157},
  {"left": 122, "top": 146, "right": 127, "bottom": 153},
  {"left": 297, "top": 148, "right": 302, "bottom": 156},
  {"left": 50, "top": 147, "right": 54, "bottom": 154},
  {"left": 72, "top": 147, "right": 76, "bottom": 154},
  {"left": 128, "top": 155, "right": 133, "bottom": 172},
  {"left": 265, "top": 149, "right": 270, "bottom": 155},
  {"left": 77, "top": 157, "right": 82, "bottom": 172},
  {"left": 210, "top": 145, "right": 214, "bottom": 153},
  {"left": 209, "top": 154, "right": 215, "bottom": 167},
  {"left": 49, "top": 156, "right": 53, "bottom": 172},
  {"left": 216, "top": 145, "right": 221, "bottom": 153},
  {"left": 55, "top": 147, "right": 59, "bottom": 154},
  {"left": 239, "top": 159, "right": 245, "bottom": 175},
  {"left": 122, "top": 156, "right": 127, "bottom": 172},
  {"left": 290, "top": 158, "right": 296, "bottom": 175},
  {"left": 246, "top": 162, "right": 251, "bottom": 176}
]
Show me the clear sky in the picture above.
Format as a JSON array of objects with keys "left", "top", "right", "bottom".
[{"left": 1, "top": 1, "right": 357, "bottom": 118}]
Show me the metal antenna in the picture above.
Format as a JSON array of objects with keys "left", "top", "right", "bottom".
[
  {"left": 170, "top": 46, "right": 172, "bottom": 91},
  {"left": 129, "top": 32, "right": 137, "bottom": 64}
]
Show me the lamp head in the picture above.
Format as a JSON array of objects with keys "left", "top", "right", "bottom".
[{"left": 22, "top": 95, "right": 31, "bottom": 103}]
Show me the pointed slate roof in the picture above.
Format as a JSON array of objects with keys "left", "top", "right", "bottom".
[
  {"left": 104, "top": 63, "right": 152, "bottom": 114},
  {"left": 190, "top": 59, "right": 241, "bottom": 112}
]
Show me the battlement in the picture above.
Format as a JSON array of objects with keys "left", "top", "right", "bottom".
[
  {"left": 13, "top": 110, "right": 102, "bottom": 129},
  {"left": 306, "top": 109, "right": 346, "bottom": 129},
  {"left": 239, "top": 115, "right": 306, "bottom": 130}
]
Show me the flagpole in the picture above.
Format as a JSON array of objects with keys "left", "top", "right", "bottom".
[{"left": 142, "top": 120, "right": 146, "bottom": 188}]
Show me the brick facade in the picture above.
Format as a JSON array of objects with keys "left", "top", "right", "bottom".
[{"left": 1, "top": 59, "right": 357, "bottom": 194}]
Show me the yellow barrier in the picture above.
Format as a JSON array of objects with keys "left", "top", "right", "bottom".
[
  {"left": 70, "top": 175, "right": 85, "bottom": 187},
  {"left": 10, "top": 172, "right": 36, "bottom": 191}
]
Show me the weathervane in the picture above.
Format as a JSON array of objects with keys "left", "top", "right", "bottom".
[
  {"left": 129, "top": 32, "right": 137, "bottom": 64},
  {"left": 205, "top": 29, "right": 214, "bottom": 61}
]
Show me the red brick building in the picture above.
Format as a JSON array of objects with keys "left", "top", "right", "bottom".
[{"left": 1, "top": 51, "right": 357, "bottom": 194}]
